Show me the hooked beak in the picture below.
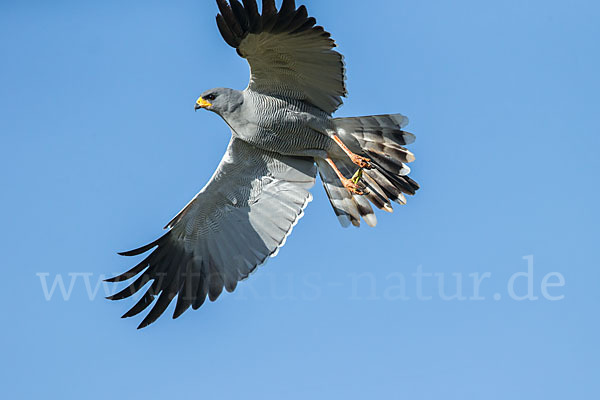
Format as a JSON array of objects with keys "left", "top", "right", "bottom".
[{"left": 195, "top": 97, "right": 212, "bottom": 111}]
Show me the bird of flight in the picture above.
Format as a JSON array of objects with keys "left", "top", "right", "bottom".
[{"left": 107, "top": 0, "right": 420, "bottom": 329}]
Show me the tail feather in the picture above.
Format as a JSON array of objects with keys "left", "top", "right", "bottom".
[
  {"left": 366, "top": 150, "right": 411, "bottom": 177},
  {"left": 317, "top": 113, "right": 419, "bottom": 227},
  {"left": 333, "top": 114, "right": 414, "bottom": 146},
  {"left": 316, "top": 158, "right": 376, "bottom": 228},
  {"left": 365, "top": 168, "right": 407, "bottom": 205},
  {"left": 360, "top": 171, "right": 393, "bottom": 212}
]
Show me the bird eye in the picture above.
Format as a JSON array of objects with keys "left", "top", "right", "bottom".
[{"left": 204, "top": 94, "right": 216, "bottom": 101}]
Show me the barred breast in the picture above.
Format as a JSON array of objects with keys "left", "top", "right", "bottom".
[{"left": 232, "top": 90, "right": 335, "bottom": 157}]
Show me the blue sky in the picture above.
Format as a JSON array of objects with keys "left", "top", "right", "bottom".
[{"left": 1, "top": 0, "right": 598, "bottom": 398}]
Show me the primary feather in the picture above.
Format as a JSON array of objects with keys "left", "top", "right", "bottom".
[{"left": 108, "top": 0, "right": 420, "bottom": 328}]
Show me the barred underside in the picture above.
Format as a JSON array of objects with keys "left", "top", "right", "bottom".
[{"left": 107, "top": 139, "right": 316, "bottom": 328}]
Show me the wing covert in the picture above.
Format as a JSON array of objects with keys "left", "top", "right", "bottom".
[
  {"left": 216, "top": 0, "right": 347, "bottom": 113},
  {"left": 107, "top": 138, "right": 316, "bottom": 328}
]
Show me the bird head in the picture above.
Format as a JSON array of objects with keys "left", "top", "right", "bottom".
[{"left": 195, "top": 88, "right": 243, "bottom": 116}]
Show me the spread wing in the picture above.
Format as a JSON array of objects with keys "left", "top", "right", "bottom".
[
  {"left": 107, "top": 138, "right": 316, "bottom": 329},
  {"left": 216, "top": 0, "right": 347, "bottom": 113}
]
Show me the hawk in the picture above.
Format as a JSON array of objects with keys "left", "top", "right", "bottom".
[{"left": 107, "top": 0, "right": 419, "bottom": 328}]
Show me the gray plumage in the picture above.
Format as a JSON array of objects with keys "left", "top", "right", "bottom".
[{"left": 108, "top": 0, "right": 420, "bottom": 328}]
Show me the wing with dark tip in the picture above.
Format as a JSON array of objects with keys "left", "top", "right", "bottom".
[
  {"left": 215, "top": 0, "right": 347, "bottom": 114},
  {"left": 107, "top": 138, "right": 316, "bottom": 329}
]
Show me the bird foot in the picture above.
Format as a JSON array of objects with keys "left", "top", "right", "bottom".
[
  {"left": 331, "top": 135, "right": 373, "bottom": 169},
  {"left": 342, "top": 176, "right": 365, "bottom": 195},
  {"left": 351, "top": 154, "right": 372, "bottom": 169}
]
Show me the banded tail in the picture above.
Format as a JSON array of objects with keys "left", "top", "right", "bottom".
[{"left": 317, "top": 113, "right": 420, "bottom": 227}]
